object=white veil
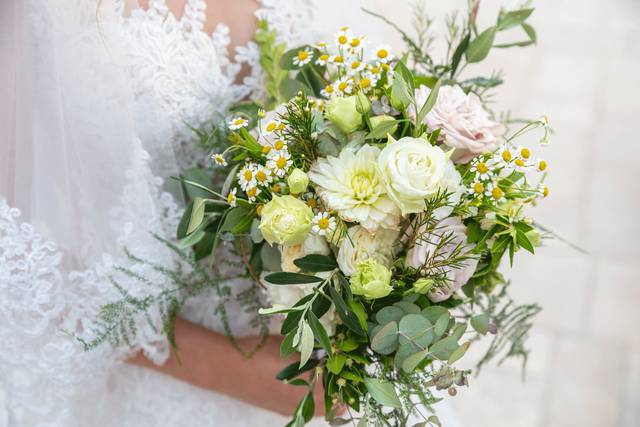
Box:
[0,0,182,425]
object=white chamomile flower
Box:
[321,83,336,98]
[346,59,366,75]
[270,139,288,154]
[226,188,237,207]
[368,63,383,76]
[316,53,330,66]
[497,145,514,164]
[516,146,532,161]
[238,164,257,190]
[335,28,354,47]
[293,48,313,67]
[303,192,320,211]
[512,157,533,172]
[468,180,486,197]
[359,72,378,92]
[536,158,548,172]
[263,119,282,134]
[335,76,354,96]
[470,159,494,180]
[245,185,262,202]
[267,152,292,177]
[484,182,506,204]
[254,165,274,187]
[330,54,345,65]
[312,212,337,236]
[348,35,365,49]
[211,153,227,166]
[228,116,249,130]
[372,45,393,63]
[315,40,328,49]
[257,109,266,118]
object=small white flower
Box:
[312,212,337,236]
[228,116,249,130]
[293,48,313,67]
[335,28,354,47]
[372,45,393,63]
[484,181,506,204]
[315,53,331,66]
[262,119,282,135]
[346,59,366,75]
[238,164,257,190]
[470,159,495,181]
[334,76,354,96]
[266,151,292,177]
[468,180,486,197]
[254,165,274,187]
[536,158,548,172]
[211,153,227,166]
[321,83,336,98]
[359,72,378,92]
[329,54,345,66]
[226,188,237,207]
[245,185,262,202]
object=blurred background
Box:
[349,0,640,426]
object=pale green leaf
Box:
[364,378,402,408]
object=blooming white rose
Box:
[377,137,462,216]
[411,85,505,164]
[309,144,400,232]
[337,226,399,276]
[405,216,479,302]
[280,234,331,273]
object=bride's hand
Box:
[129,317,337,417]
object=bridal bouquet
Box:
[179,5,548,426]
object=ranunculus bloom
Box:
[309,144,400,232]
[337,226,399,276]
[259,195,313,246]
[349,258,393,299]
[377,137,462,216]
[411,85,506,164]
[405,216,478,302]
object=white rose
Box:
[280,234,331,273]
[411,85,505,164]
[405,216,478,302]
[337,226,399,276]
[377,137,462,216]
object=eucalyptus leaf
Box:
[398,314,434,349]
[376,306,405,325]
[448,341,470,364]
[371,321,399,355]
[470,314,490,335]
[364,378,402,409]
[430,336,459,360]
[402,348,430,373]
[466,26,497,63]
[421,306,449,324]
[260,243,282,272]
[434,312,451,339]
[394,301,421,315]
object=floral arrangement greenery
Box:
[83,2,551,426]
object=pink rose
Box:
[405,216,478,302]
[411,85,505,164]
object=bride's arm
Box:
[130,317,325,416]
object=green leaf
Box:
[187,197,206,235]
[177,200,194,239]
[450,33,470,77]
[220,206,254,234]
[327,283,366,336]
[430,336,459,360]
[466,26,497,63]
[421,306,449,325]
[348,299,368,331]
[448,341,470,364]
[365,118,402,140]
[307,311,332,354]
[497,8,534,31]
[416,79,442,125]
[264,272,324,285]
[394,301,421,315]
[176,227,206,249]
[376,306,405,325]
[293,254,338,272]
[300,391,315,422]
[471,314,490,335]
[281,310,304,335]
[280,78,313,99]
[402,349,429,373]
[280,45,313,70]
[280,330,297,358]
[326,353,347,375]
[364,378,402,408]
[451,323,467,341]
[394,60,415,92]
[183,168,213,200]
[276,358,319,381]
[516,229,535,254]
[298,322,315,367]
[398,314,434,349]
[371,321,399,355]
[434,313,450,339]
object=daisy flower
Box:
[312,212,337,236]
[349,35,365,49]
[226,188,237,207]
[346,59,366,75]
[485,182,506,204]
[330,55,345,65]
[516,146,532,161]
[315,40,328,49]
[263,119,282,134]
[372,45,393,63]
[321,83,336,98]
[536,158,548,172]
[335,76,354,96]
[267,151,292,177]
[228,116,249,130]
[316,53,330,66]
[210,153,227,166]
[238,164,257,190]
[254,165,274,186]
[470,159,494,180]
[468,180,485,197]
[293,48,313,67]
[245,186,262,203]
[335,28,354,47]
[359,72,378,92]
[497,145,514,164]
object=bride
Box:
[0,1,460,426]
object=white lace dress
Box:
[0,0,324,426]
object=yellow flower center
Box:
[338,35,348,45]
[476,162,489,174]
[325,84,334,93]
[377,49,389,59]
[256,204,263,216]
[473,182,484,194]
[233,118,245,126]
[297,50,309,61]
[262,145,271,155]
[317,217,330,229]
[351,171,377,201]
[243,170,253,181]
[246,187,257,197]
[351,61,361,70]
[371,66,380,74]
[227,192,235,204]
[306,198,317,208]
[360,78,371,88]
[277,123,286,131]
[521,148,531,159]
[319,54,329,62]
[256,170,268,182]
[538,160,547,171]
[502,150,512,162]
[515,159,525,167]
[491,187,504,200]
[333,55,344,63]
[258,109,266,118]
[338,81,349,91]
[276,157,287,169]
[350,38,361,47]
[274,140,285,150]
[266,122,277,132]
[543,186,549,197]
[381,63,390,71]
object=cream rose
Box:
[280,234,331,273]
[406,216,479,302]
[337,226,399,276]
[377,137,462,216]
[259,195,313,246]
[412,85,505,164]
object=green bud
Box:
[287,168,309,194]
[369,115,398,135]
[389,74,412,110]
[325,95,364,134]
[413,278,435,294]
[355,90,372,114]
